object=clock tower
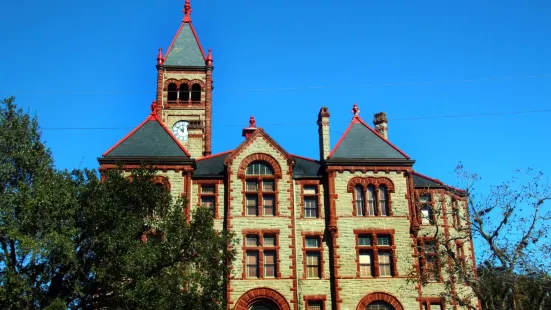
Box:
[155,0,213,158]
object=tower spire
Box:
[183,0,192,22]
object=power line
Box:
[4,74,551,95]
[40,108,551,131]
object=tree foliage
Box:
[413,163,551,310]
[0,97,235,309]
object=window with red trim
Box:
[420,299,445,310]
[418,238,440,281]
[244,233,278,278]
[451,199,461,228]
[356,232,396,277]
[306,301,323,310]
[419,194,435,225]
[354,184,390,217]
[456,242,466,270]
[304,236,323,278]
[200,184,216,217]
[303,185,319,218]
[245,161,276,216]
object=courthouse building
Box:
[98,1,479,309]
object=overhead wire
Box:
[40,109,551,131]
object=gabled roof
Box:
[291,154,322,179]
[102,107,191,159]
[194,151,232,178]
[163,2,206,67]
[413,172,468,196]
[412,172,446,189]
[328,116,410,160]
[223,128,293,165]
[193,151,321,179]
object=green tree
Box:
[0,97,235,309]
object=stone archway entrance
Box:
[234,288,291,310]
[249,300,279,310]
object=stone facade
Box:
[98,2,480,310]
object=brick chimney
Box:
[373,112,388,139]
[317,107,330,160]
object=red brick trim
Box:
[418,297,446,310]
[183,170,191,223]
[327,166,412,173]
[347,177,395,193]
[223,128,294,167]
[300,232,325,279]
[237,153,283,178]
[163,78,205,90]
[234,287,291,310]
[356,292,404,310]
[99,164,193,174]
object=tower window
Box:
[167,83,178,101]
[191,84,201,101]
[179,84,190,102]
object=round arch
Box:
[237,153,283,179]
[356,292,404,310]
[234,288,291,310]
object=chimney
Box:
[373,112,388,139]
[317,107,331,160]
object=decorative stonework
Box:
[237,153,282,179]
[234,287,291,310]
[346,176,395,193]
[356,292,404,310]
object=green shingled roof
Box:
[193,153,321,179]
[164,23,205,67]
[104,119,189,158]
[329,119,409,160]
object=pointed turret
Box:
[163,0,207,67]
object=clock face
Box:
[172,121,189,142]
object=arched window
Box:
[249,301,278,310]
[367,185,376,216]
[366,301,394,310]
[191,84,201,101]
[245,161,275,216]
[167,83,178,101]
[179,84,190,102]
[355,185,365,216]
[379,185,388,216]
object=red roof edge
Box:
[102,109,191,158]
[196,150,233,161]
[412,171,444,185]
[356,117,411,159]
[327,119,357,159]
[164,20,206,62]
[290,153,320,163]
[413,171,467,194]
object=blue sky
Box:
[1,0,550,192]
